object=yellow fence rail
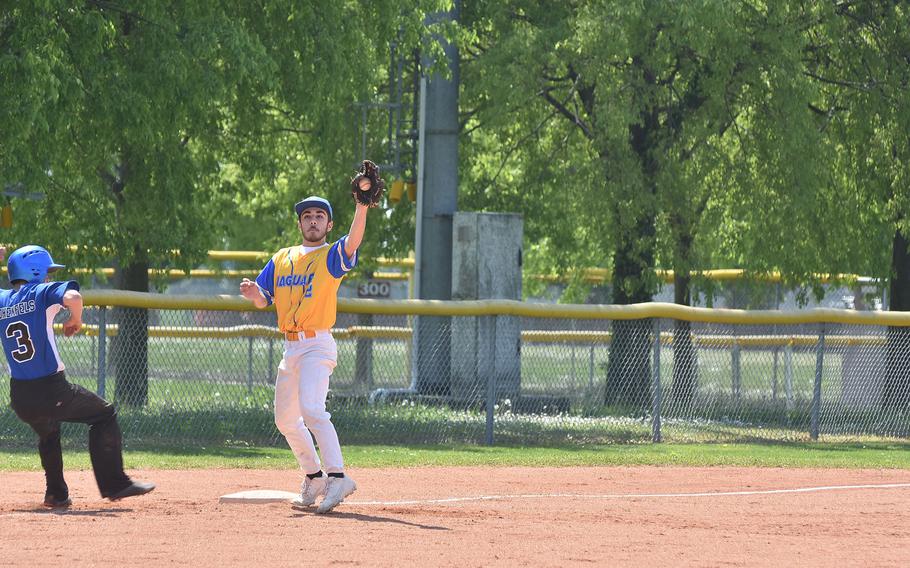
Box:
[81,290,910,326]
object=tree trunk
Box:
[884,226,910,410]
[670,271,698,405]
[112,252,150,407]
[605,215,655,409]
[605,106,659,410]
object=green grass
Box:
[0,441,908,471]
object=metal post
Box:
[90,333,96,378]
[247,336,254,393]
[412,75,427,312]
[652,319,662,443]
[355,313,375,393]
[413,5,459,395]
[485,316,496,446]
[571,319,577,387]
[784,344,794,410]
[810,324,825,441]
[732,340,741,398]
[771,347,779,400]
[588,345,595,391]
[97,306,107,397]
[771,316,780,399]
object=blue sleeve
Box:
[42,281,79,307]
[327,236,358,279]
[255,259,276,306]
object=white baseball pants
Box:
[273,332,345,474]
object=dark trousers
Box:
[10,372,132,499]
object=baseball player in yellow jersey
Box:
[239,178,373,513]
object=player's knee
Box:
[88,403,117,427]
[274,414,299,433]
[300,403,330,425]
[37,424,61,443]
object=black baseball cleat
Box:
[43,494,72,508]
[108,481,156,501]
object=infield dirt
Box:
[1,466,908,567]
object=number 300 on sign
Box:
[357,281,391,298]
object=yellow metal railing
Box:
[80,290,910,326]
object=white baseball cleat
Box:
[316,475,357,514]
[292,475,327,508]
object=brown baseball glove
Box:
[351,160,385,207]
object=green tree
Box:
[458,1,824,408]
[0,0,441,405]
[801,2,910,409]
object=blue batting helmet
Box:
[7,245,65,284]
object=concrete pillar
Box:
[413,4,459,395]
[450,212,523,403]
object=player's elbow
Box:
[63,289,83,306]
[343,238,361,259]
[63,289,82,301]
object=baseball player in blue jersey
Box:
[240,164,383,513]
[1,245,154,508]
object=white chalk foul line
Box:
[347,482,910,506]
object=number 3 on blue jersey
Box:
[5,321,36,363]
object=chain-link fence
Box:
[2,294,909,449]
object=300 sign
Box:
[357,280,391,298]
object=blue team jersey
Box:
[0,281,79,380]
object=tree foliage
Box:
[0,0,445,405]
[458,1,830,406]
[0,0,442,274]
[802,1,910,409]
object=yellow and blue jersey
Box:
[255,236,358,331]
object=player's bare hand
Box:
[240,278,260,300]
[63,318,82,337]
[240,278,269,308]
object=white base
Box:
[219,490,298,504]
